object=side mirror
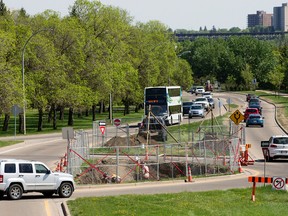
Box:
[46,170,51,174]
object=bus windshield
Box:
[145,105,168,116]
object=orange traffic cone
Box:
[238,160,243,173]
[63,154,68,167]
[187,166,193,182]
[56,162,60,172]
[59,158,63,172]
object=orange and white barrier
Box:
[238,160,243,173]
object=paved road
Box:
[0,91,287,216]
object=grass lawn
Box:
[67,185,288,216]
[0,140,22,147]
[0,108,144,137]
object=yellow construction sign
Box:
[230,109,244,125]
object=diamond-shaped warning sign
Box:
[229,109,244,125]
[99,126,106,135]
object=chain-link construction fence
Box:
[66,118,245,185]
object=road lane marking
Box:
[45,200,52,216]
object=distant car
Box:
[195,86,205,95]
[194,97,210,111]
[249,98,260,104]
[246,114,264,127]
[244,107,259,122]
[182,102,194,115]
[246,94,256,102]
[248,102,262,115]
[261,135,288,161]
[207,98,215,109]
[188,86,197,94]
[202,92,212,99]
[188,104,205,118]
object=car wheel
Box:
[261,124,263,127]
[267,151,273,162]
[246,124,249,127]
[8,184,23,200]
[0,191,4,200]
[42,192,54,198]
[189,115,192,119]
[58,182,73,198]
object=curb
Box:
[61,202,71,216]
[258,96,288,135]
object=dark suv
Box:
[139,117,168,141]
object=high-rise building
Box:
[273,3,288,31]
[247,11,272,28]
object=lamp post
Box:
[22,28,52,134]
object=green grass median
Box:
[68,185,287,216]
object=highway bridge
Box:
[175,31,288,41]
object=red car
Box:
[244,108,259,122]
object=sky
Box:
[4,0,287,30]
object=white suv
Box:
[193,97,210,111]
[195,86,205,95]
[261,135,288,161]
[0,159,75,200]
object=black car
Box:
[182,102,194,115]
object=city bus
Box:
[144,86,183,125]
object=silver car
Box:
[188,104,205,118]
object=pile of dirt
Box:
[105,134,159,147]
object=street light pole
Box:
[22,28,52,134]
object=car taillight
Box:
[270,144,277,148]
[0,175,3,183]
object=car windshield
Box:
[183,102,193,106]
[249,103,260,106]
[249,115,260,119]
[191,105,202,110]
[246,109,257,113]
[250,98,259,101]
[195,98,206,102]
[273,137,288,144]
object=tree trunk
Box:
[124,101,130,115]
[85,109,89,117]
[37,107,43,132]
[59,106,64,120]
[18,113,23,134]
[99,101,103,114]
[2,113,10,131]
[68,107,74,126]
[92,105,96,121]
[48,106,52,123]
[52,104,57,130]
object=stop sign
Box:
[113,118,121,127]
